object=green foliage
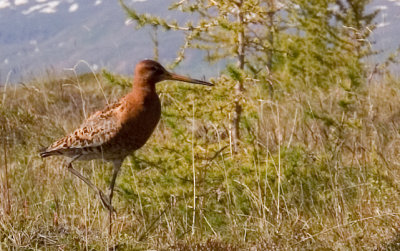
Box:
[226,64,243,82]
[102,69,131,89]
[271,0,377,90]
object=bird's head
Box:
[134,60,213,87]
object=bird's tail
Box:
[38,147,56,158]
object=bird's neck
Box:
[132,77,157,94]
[124,79,158,106]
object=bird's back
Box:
[40,90,161,162]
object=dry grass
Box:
[1,71,400,250]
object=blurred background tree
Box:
[120,0,377,150]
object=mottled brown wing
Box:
[41,102,123,156]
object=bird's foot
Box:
[99,190,115,213]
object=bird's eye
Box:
[151,66,162,74]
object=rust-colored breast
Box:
[107,90,161,153]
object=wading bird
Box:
[40,59,213,229]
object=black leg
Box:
[109,160,123,203]
[108,159,122,236]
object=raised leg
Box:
[66,156,114,212]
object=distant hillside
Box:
[0,0,399,84]
[0,0,219,83]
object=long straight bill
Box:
[168,73,213,86]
